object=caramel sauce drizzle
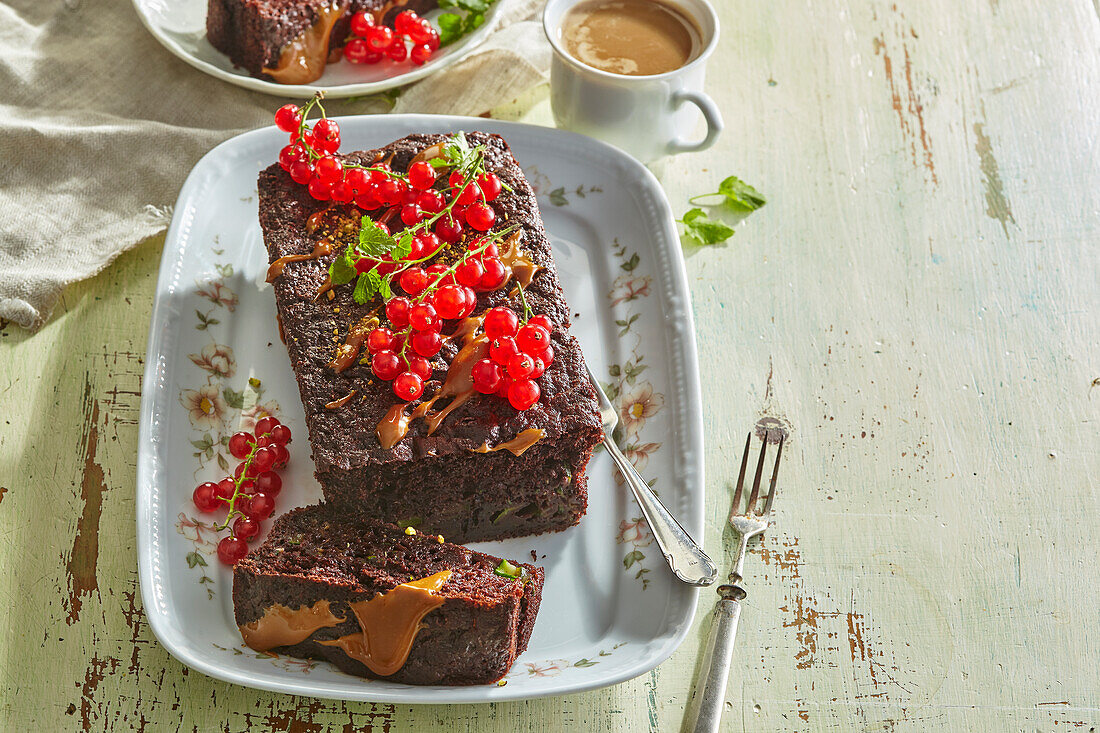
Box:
[499,231,540,288]
[325,390,358,409]
[328,316,379,373]
[409,141,445,166]
[376,316,486,449]
[472,428,546,456]
[239,600,346,652]
[267,239,333,282]
[262,4,345,85]
[318,570,451,677]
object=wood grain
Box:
[1,0,1098,729]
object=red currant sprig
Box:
[472,307,555,410]
[343,10,441,68]
[190,415,293,566]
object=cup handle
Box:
[667,90,724,154]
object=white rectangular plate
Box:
[137,115,704,703]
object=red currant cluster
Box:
[343,10,440,67]
[365,234,511,402]
[191,416,292,565]
[471,308,555,410]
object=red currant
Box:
[477,172,502,201]
[429,285,463,320]
[217,536,249,565]
[274,104,301,133]
[457,182,482,206]
[459,286,478,317]
[410,43,432,65]
[400,268,429,295]
[372,350,402,380]
[536,345,554,365]
[350,10,375,36]
[409,18,432,44]
[251,446,276,473]
[193,482,220,512]
[417,189,445,213]
[366,25,394,50]
[270,424,292,445]
[237,479,256,496]
[408,161,436,190]
[314,155,342,183]
[528,356,547,379]
[271,444,290,469]
[496,374,514,399]
[233,516,260,541]
[393,371,424,401]
[528,314,554,332]
[344,36,372,63]
[255,416,280,437]
[466,201,495,231]
[370,163,392,182]
[255,471,282,497]
[408,355,433,380]
[471,359,503,394]
[214,478,236,503]
[447,170,466,189]
[386,38,408,62]
[308,176,332,201]
[410,330,442,357]
[455,259,485,287]
[313,119,340,153]
[490,336,521,365]
[278,144,302,171]
[507,353,536,380]
[386,297,412,328]
[330,180,354,203]
[246,492,276,520]
[401,203,423,226]
[416,231,442,258]
[517,323,551,354]
[345,167,369,193]
[484,307,519,339]
[367,327,394,353]
[377,178,403,206]
[356,188,382,211]
[395,10,419,35]
[425,28,441,51]
[479,258,508,290]
[289,160,314,184]
[509,379,541,410]
[409,302,439,331]
[228,431,255,459]
[435,215,462,243]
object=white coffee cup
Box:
[542,0,723,163]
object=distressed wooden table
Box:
[2,0,1098,730]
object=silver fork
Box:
[689,432,784,733]
[587,365,718,586]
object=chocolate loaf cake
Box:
[233,505,543,685]
[258,132,604,543]
[207,0,436,82]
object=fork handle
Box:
[690,596,743,733]
[601,435,718,586]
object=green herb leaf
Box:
[329,247,357,286]
[679,208,735,247]
[358,216,399,259]
[352,269,383,305]
[717,176,766,210]
[494,559,523,579]
[437,12,465,46]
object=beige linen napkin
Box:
[0,0,549,331]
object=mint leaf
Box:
[393,230,414,261]
[679,208,735,246]
[358,216,398,259]
[352,270,382,304]
[438,13,464,45]
[328,246,357,286]
[717,176,766,210]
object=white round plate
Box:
[131,0,504,98]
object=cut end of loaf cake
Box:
[233,505,543,685]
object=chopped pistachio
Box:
[494,559,522,579]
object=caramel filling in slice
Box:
[262,3,345,85]
[239,599,346,652]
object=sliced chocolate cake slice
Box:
[207,0,437,83]
[233,505,543,685]
[258,131,604,543]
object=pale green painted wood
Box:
[1,0,1099,730]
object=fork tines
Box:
[731,432,784,518]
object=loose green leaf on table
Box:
[678,208,736,247]
[689,175,767,211]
